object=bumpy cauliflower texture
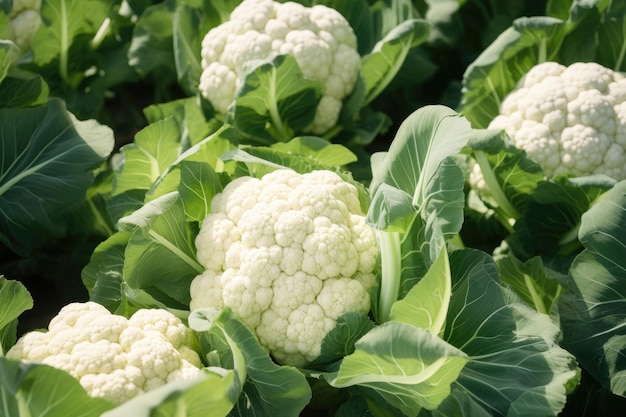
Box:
[488,61,626,180]
[199,0,361,134]
[7,302,203,404]
[190,169,377,367]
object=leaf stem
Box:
[16,391,32,417]
[147,229,204,274]
[59,0,69,85]
[474,150,520,224]
[364,30,414,107]
[267,67,291,142]
[486,73,502,111]
[538,37,547,64]
[376,229,402,323]
[91,17,111,50]
[220,324,247,383]
[558,222,580,248]
[523,273,547,315]
[87,197,115,236]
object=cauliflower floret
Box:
[485,61,626,180]
[190,169,377,367]
[198,0,360,135]
[6,302,202,405]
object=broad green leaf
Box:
[190,308,312,417]
[0,98,114,255]
[596,1,626,71]
[0,71,48,108]
[418,157,466,248]
[81,231,131,311]
[334,395,375,417]
[143,97,189,124]
[179,161,223,222]
[119,192,203,307]
[560,180,626,396]
[199,0,239,28]
[172,3,206,94]
[361,18,430,106]
[101,370,238,417]
[368,105,471,212]
[308,312,376,371]
[31,0,108,87]
[436,249,579,417]
[460,16,566,128]
[331,322,468,414]
[469,128,543,223]
[0,276,33,355]
[366,106,470,323]
[271,136,358,167]
[365,183,414,232]
[222,147,326,178]
[0,49,9,81]
[144,124,235,209]
[495,255,563,316]
[148,97,222,147]
[112,116,183,196]
[0,357,115,417]
[429,389,493,417]
[105,189,146,225]
[507,174,615,260]
[230,54,323,143]
[390,246,450,336]
[374,159,466,310]
[128,0,176,75]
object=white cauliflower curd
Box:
[198,0,361,134]
[487,61,626,180]
[6,302,203,404]
[190,169,377,367]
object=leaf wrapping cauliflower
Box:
[6,302,203,404]
[190,169,377,367]
[488,61,626,180]
[3,0,41,55]
[199,0,361,135]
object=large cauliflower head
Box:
[190,169,377,367]
[199,0,361,135]
[7,302,203,404]
[488,61,626,180]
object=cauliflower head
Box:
[190,169,377,367]
[6,302,203,404]
[199,0,361,135]
[488,61,626,180]
[3,0,41,54]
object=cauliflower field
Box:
[2,0,626,416]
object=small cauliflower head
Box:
[190,169,377,367]
[199,0,361,135]
[3,0,42,54]
[488,61,626,180]
[6,302,203,405]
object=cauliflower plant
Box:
[487,61,626,180]
[190,169,377,367]
[199,0,361,135]
[6,302,203,405]
[3,0,41,55]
